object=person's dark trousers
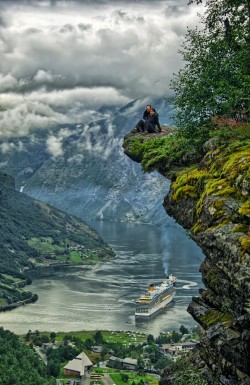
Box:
[136,119,145,132]
[145,121,155,133]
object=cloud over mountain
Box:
[0,0,204,138]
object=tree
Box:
[84,338,94,349]
[137,356,145,373]
[25,330,32,342]
[0,327,56,385]
[121,373,129,382]
[170,0,250,132]
[154,356,171,371]
[146,344,163,364]
[50,332,56,342]
[47,359,60,377]
[147,334,155,344]
[94,330,104,344]
[180,325,189,335]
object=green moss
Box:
[222,150,250,181]
[239,235,250,254]
[196,179,237,216]
[210,141,250,180]
[214,186,237,197]
[173,168,208,188]
[191,219,205,234]
[239,200,250,216]
[206,269,219,286]
[173,185,197,200]
[213,199,225,210]
[195,144,248,214]
[171,168,209,202]
[206,179,236,197]
[200,309,233,328]
[212,209,226,218]
[233,224,248,233]
[203,220,231,234]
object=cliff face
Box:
[123,129,250,385]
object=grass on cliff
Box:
[141,134,199,172]
[125,124,250,175]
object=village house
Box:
[107,356,138,371]
[42,342,56,350]
[122,357,138,371]
[107,356,123,369]
[160,341,198,360]
[63,351,93,378]
[91,345,103,353]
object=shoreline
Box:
[0,261,102,314]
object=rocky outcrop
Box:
[123,129,250,385]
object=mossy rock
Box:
[200,309,234,328]
[238,200,250,217]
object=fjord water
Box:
[0,220,204,336]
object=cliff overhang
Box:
[123,127,250,385]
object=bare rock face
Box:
[123,130,250,385]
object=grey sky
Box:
[0,0,204,137]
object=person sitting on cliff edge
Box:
[134,104,151,132]
[144,108,162,134]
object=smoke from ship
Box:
[163,258,169,276]
[160,227,172,276]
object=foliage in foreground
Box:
[0,327,55,385]
[161,356,208,385]
[170,0,250,131]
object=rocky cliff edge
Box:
[123,126,250,385]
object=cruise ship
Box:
[135,274,176,318]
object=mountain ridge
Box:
[0,171,115,310]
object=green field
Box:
[52,330,146,345]
[93,368,158,385]
[70,251,82,263]
[28,237,65,254]
[110,372,158,385]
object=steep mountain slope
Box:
[0,99,173,225]
[0,172,114,310]
[123,126,250,385]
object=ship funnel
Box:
[149,284,154,292]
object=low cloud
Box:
[46,135,64,157]
[0,73,18,91]
[0,99,68,138]
[0,0,204,139]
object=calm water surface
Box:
[0,221,204,336]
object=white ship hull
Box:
[135,291,175,318]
